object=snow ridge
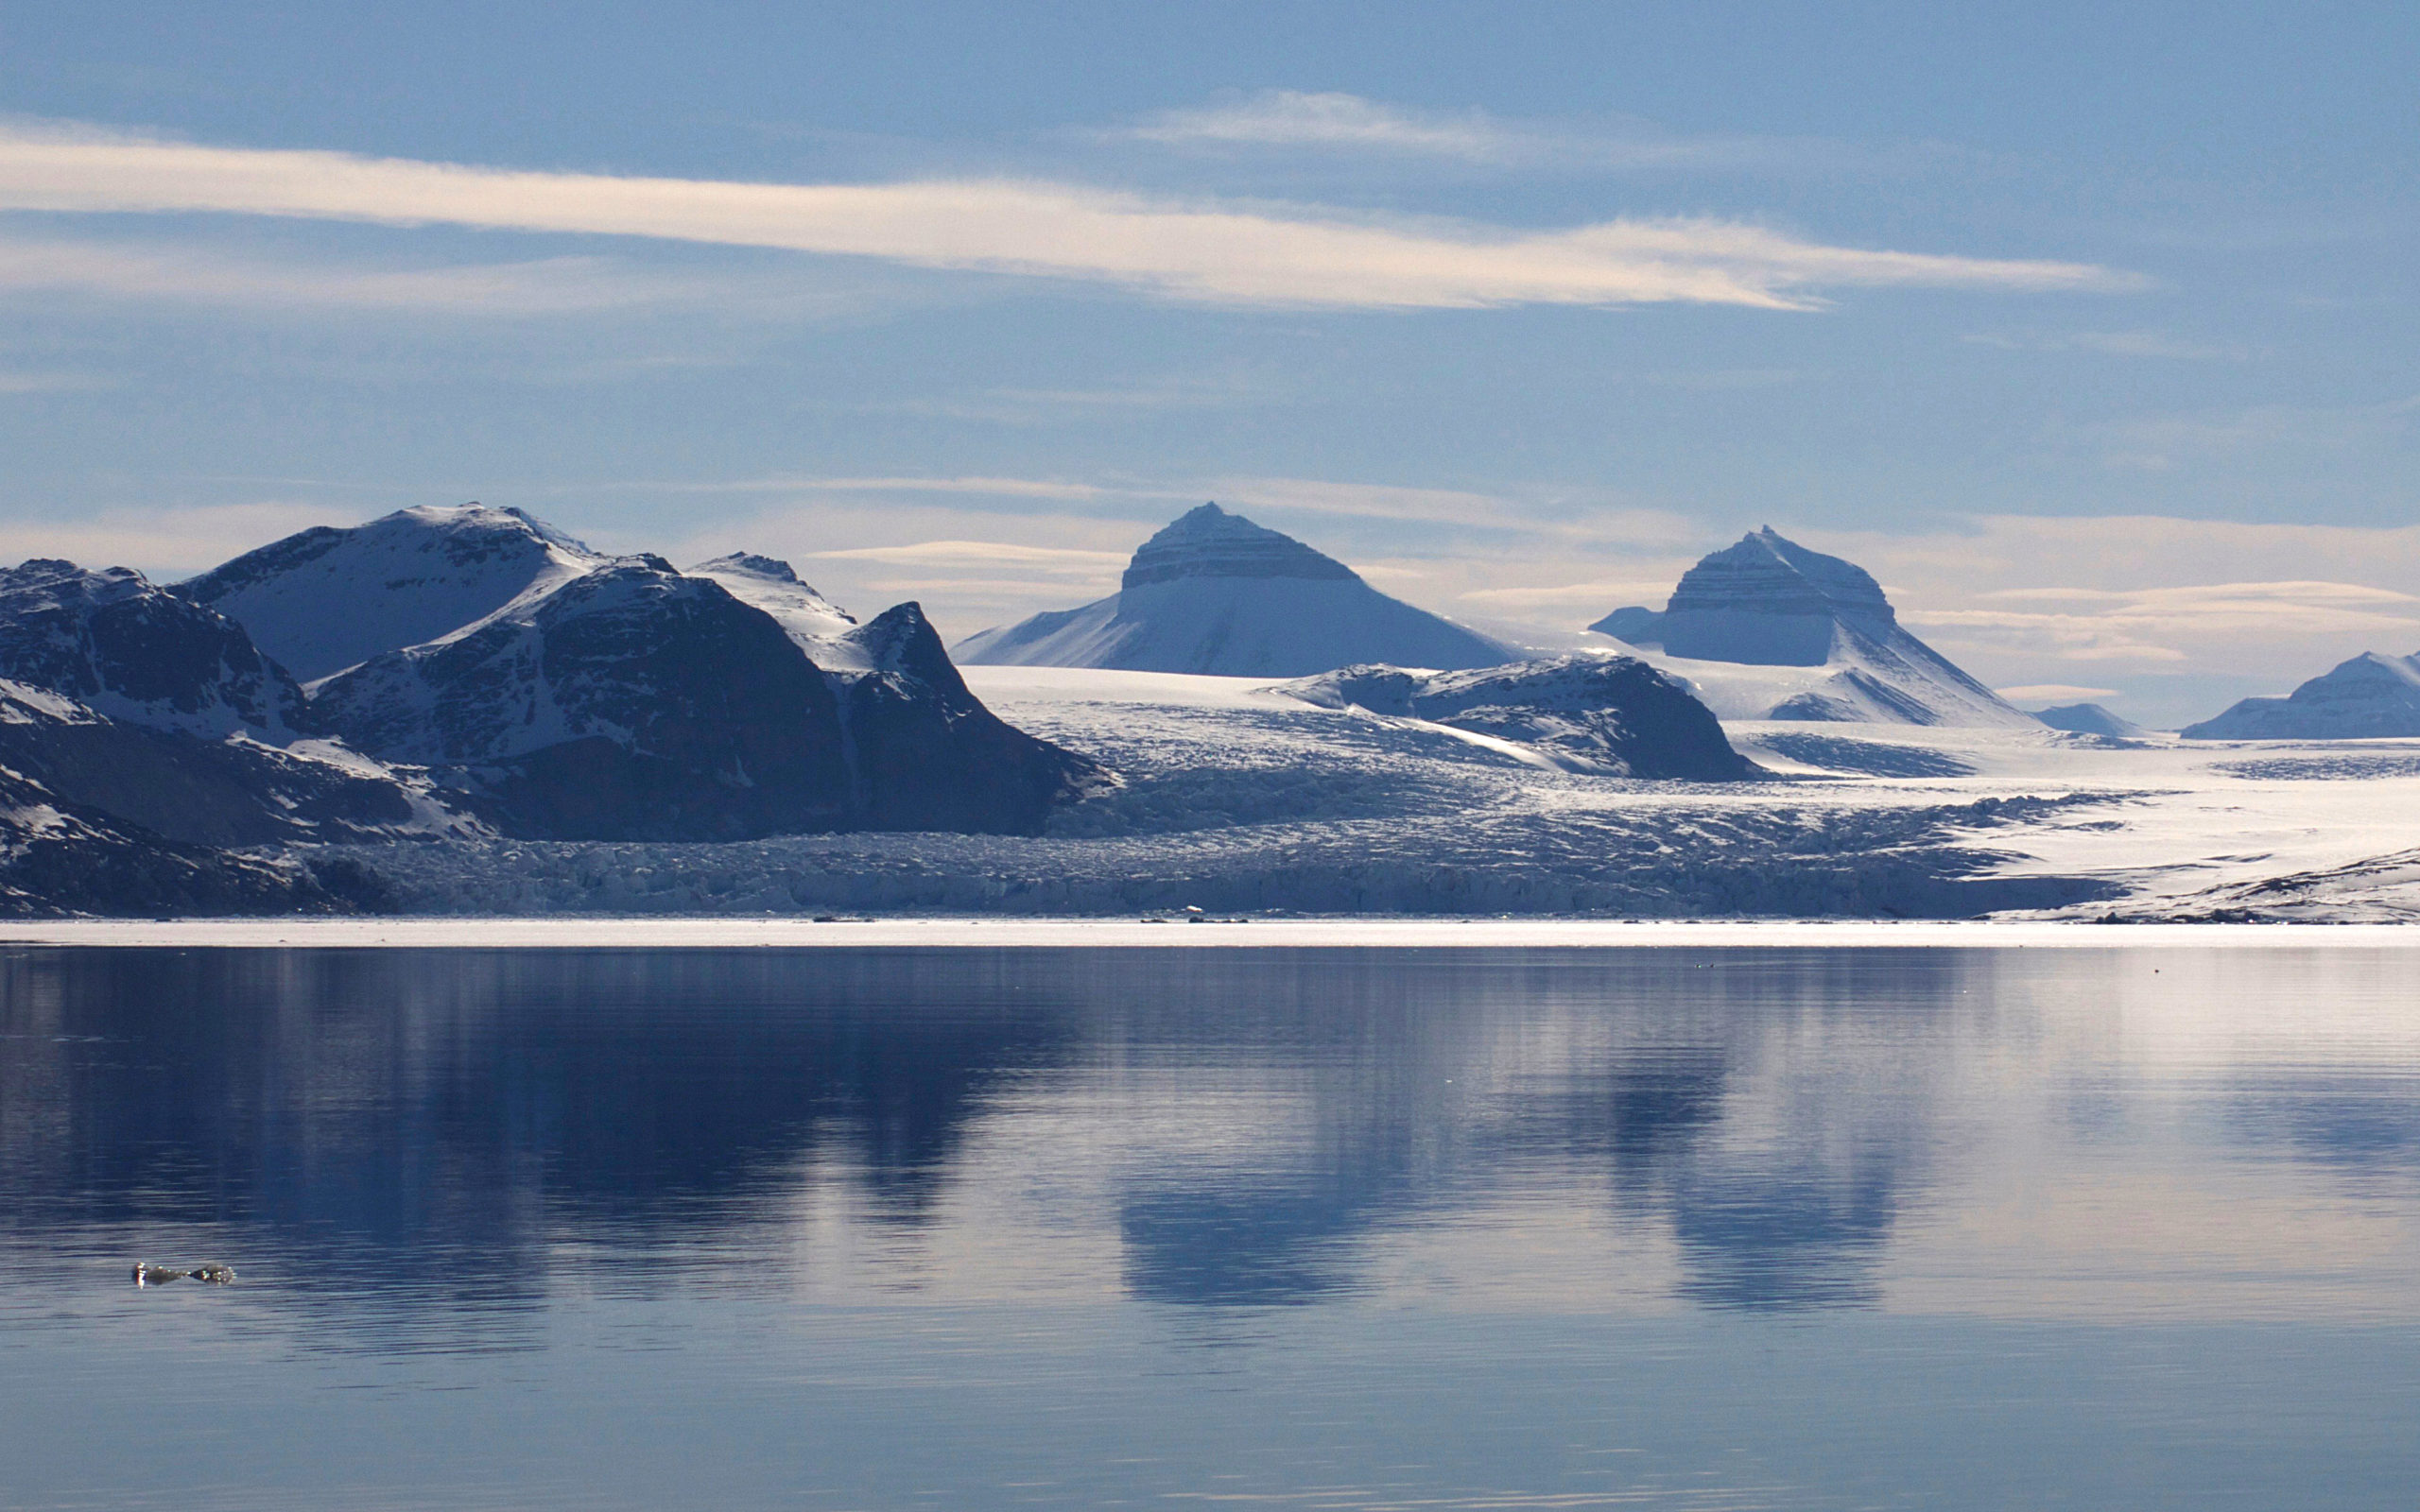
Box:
[180,503,606,681]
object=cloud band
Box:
[0,123,2130,312]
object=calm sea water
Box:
[2,944,2416,1510]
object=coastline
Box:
[2,915,2414,950]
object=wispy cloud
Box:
[0,120,2131,312]
[1125,91,1821,175]
[0,233,876,317]
[1965,329,2248,361]
[2092,394,2420,471]
[0,366,109,393]
[864,373,1270,425]
[808,540,1127,574]
[0,500,359,578]
[1995,683,2121,703]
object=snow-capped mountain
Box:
[311,557,856,840]
[2182,651,2420,739]
[179,503,604,680]
[957,504,1514,677]
[311,554,1093,839]
[0,558,312,739]
[1590,528,2037,728]
[2031,703,2147,737]
[0,568,465,917]
[1283,655,1759,780]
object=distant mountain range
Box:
[958,503,1514,676]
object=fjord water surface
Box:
[2,944,2415,1509]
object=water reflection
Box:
[2,944,2417,1343]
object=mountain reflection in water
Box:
[2,945,2416,1342]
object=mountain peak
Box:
[692,552,803,586]
[1669,528,1895,627]
[1120,503,1359,591]
[179,503,606,681]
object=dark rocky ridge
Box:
[311,558,1094,840]
[1285,655,1760,781]
[0,559,310,738]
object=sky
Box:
[0,1,2412,726]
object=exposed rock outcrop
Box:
[1283,654,1760,780]
[0,558,310,738]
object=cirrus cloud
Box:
[0,120,2132,313]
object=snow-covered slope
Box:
[0,558,308,739]
[2182,651,2420,739]
[179,503,605,680]
[686,552,870,672]
[1591,528,2037,729]
[958,503,1514,677]
[2031,703,2146,737]
[1282,655,1758,780]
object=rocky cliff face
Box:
[178,503,604,680]
[1589,528,2034,729]
[958,503,1513,676]
[0,558,310,738]
[1284,655,1759,780]
[310,555,1096,839]
[312,558,857,841]
[836,602,1105,831]
[2183,651,2420,739]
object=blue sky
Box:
[0,2,2412,723]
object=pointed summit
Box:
[1120,503,1358,589]
[958,505,1511,677]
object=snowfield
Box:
[289,666,2420,923]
